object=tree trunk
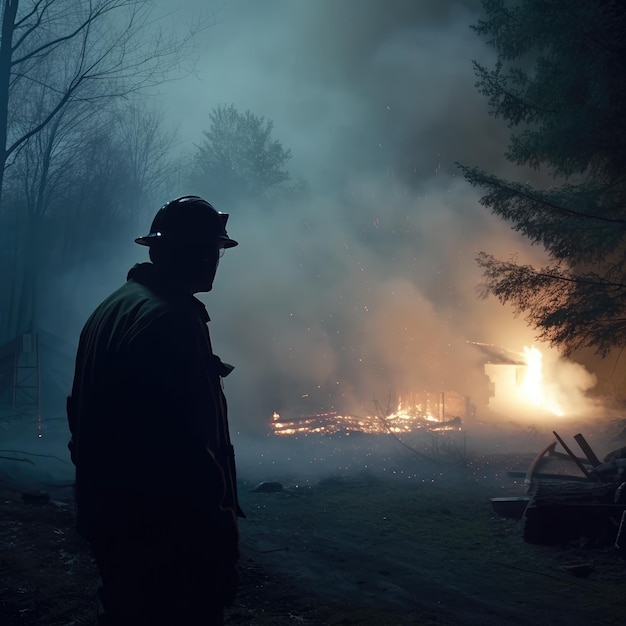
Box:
[0,0,18,208]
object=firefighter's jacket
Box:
[67,262,243,554]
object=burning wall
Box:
[483,345,600,421]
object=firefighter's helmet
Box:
[135,196,238,248]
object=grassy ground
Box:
[233,466,626,625]
[1,452,626,625]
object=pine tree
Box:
[459,0,626,355]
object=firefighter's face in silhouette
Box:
[150,240,225,294]
[185,242,225,294]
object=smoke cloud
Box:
[50,1,603,459]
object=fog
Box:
[2,0,610,487]
[152,0,595,427]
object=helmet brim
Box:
[135,233,239,248]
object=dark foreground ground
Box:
[1,431,626,625]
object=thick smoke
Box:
[33,1,605,482]
[166,0,596,431]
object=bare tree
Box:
[0,0,210,339]
[0,100,181,338]
[0,0,207,208]
[113,101,180,229]
[189,103,308,208]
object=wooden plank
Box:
[553,431,594,480]
[549,450,591,464]
[524,440,557,491]
[530,479,616,504]
[616,511,626,553]
[573,433,602,467]
[508,471,590,483]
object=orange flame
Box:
[270,399,462,437]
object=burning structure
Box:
[270,391,468,437]
[478,342,593,420]
[269,341,600,439]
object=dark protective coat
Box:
[67,263,242,556]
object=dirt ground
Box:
[232,456,626,625]
[1,427,626,625]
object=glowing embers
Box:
[270,401,463,437]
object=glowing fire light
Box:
[270,395,464,437]
[484,344,565,418]
[519,346,564,416]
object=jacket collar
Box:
[127,263,210,323]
